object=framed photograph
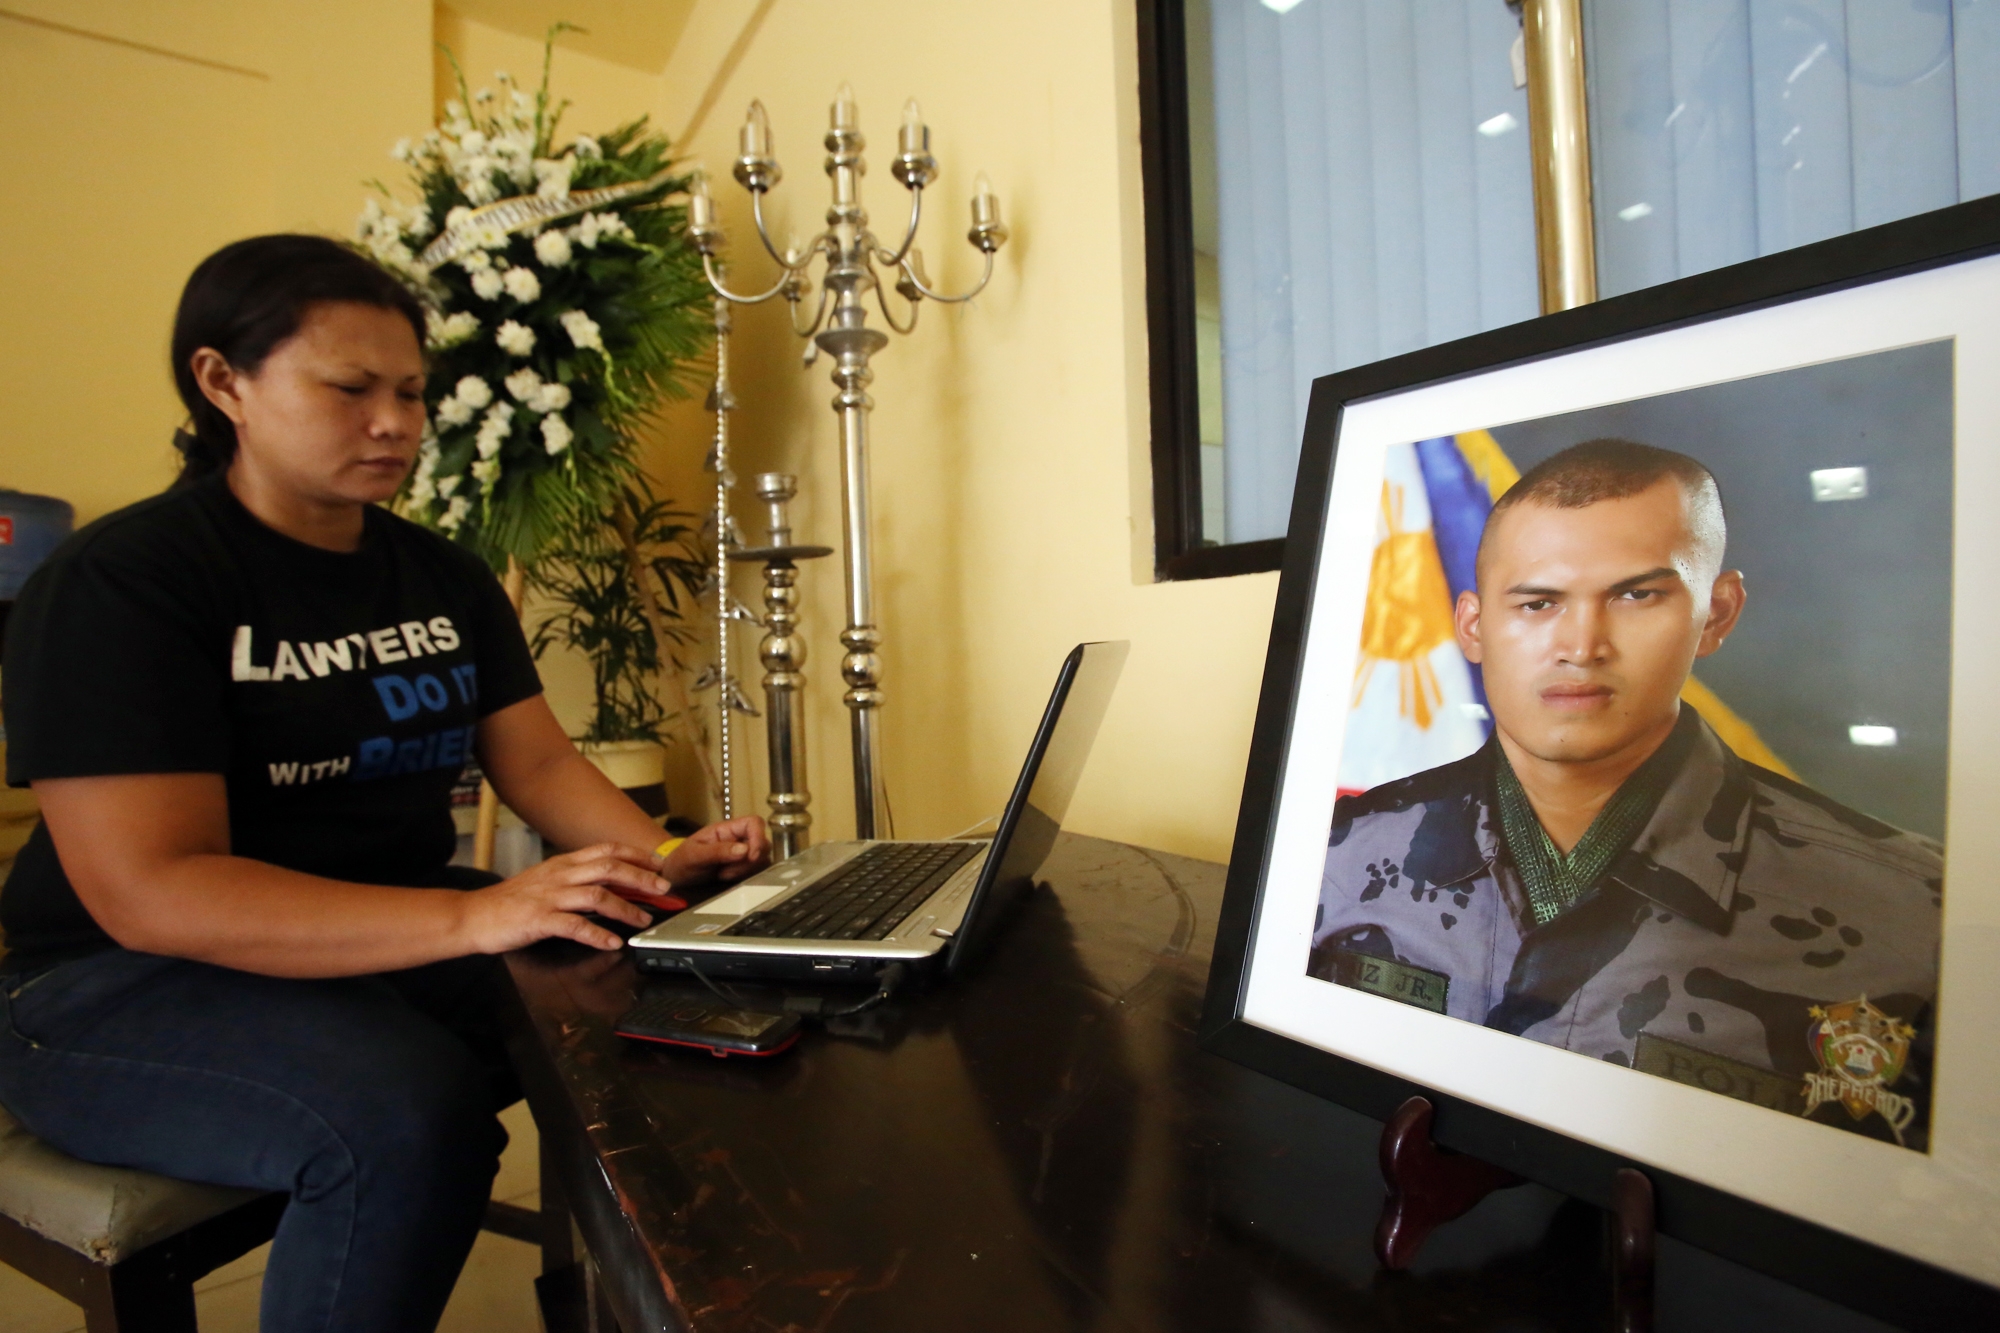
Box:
[1202,195,2000,1326]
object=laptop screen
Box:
[944,640,1129,974]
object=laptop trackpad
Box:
[691,881,793,916]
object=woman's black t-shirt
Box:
[0,473,543,969]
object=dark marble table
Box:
[501,834,1897,1333]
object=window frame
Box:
[1136,0,1286,582]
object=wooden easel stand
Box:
[1375,1095,1656,1332]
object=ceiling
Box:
[441,0,697,73]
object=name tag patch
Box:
[1333,948,1449,1014]
[1634,1032,1803,1114]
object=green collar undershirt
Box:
[1494,713,1697,927]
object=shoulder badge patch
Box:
[1804,996,1918,1144]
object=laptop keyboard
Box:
[723,842,982,941]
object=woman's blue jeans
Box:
[0,943,519,1333]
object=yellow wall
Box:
[0,1,431,525]
[656,0,1276,861]
[0,0,1277,865]
[433,6,666,140]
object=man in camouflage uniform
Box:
[1310,440,1942,1150]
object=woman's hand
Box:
[659,817,772,889]
[456,843,682,954]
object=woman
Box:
[0,234,767,1332]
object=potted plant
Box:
[528,479,709,813]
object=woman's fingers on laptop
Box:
[663,819,772,885]
[464,864,657,953]
[551,843,678,896]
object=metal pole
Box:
[1522,0,1597,313]
[821,324,888,837]
[818,104,893,839]
[734,472,830,861]
[761,554,811,858]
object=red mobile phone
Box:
[614,994,803,1057]
[607,885,687,911]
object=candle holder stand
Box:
[729,473,832,860]
[689,84,1008,839]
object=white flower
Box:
[445,205,474,231]
[453,375,493,409]
[463,170,499,206]
[504,367,543,403]
[352,199,422,269]
[440,494,471,532]
[437,473,464,498]
[459,250,492,273]
[474,401,515,455]
[502,266,541,303]
[471,457,501,487]
[405,441,439,506]
[541,413,574,456]
[533,157,574,199]
[495,320,536,356]
[391,137,414,162]
[471,268,505,301]
[425,310,479,351]
[435,396,474,428]
[573,135,601,160]
[533,229,573,268]
[498,133,537,187]
[559,309,603,353]
[460,130,488,154]
[571,211,633,250]
[533,381,572,413]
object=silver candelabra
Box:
[689,84,1008,839]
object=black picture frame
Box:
[1198,192,2000,1330]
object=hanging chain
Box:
[712,297,735,820]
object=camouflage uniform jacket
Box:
[1309,712,1943,1148]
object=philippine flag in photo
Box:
[1337,432,1513,795]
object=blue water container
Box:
[0,490,74,600]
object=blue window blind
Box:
[1587,0,2000,299]
[1205,0,1539,544]
[1196,1,1994,552]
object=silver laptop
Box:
[630,641,1128,985]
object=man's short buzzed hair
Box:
[1477,437,1727,577]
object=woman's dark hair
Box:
[170,234,427,484]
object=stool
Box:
[0,1101,541,1332]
